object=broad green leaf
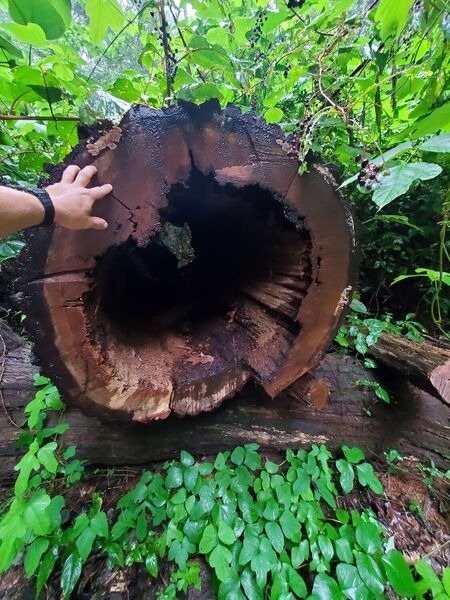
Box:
[311,573,344,600]
[374,0,414,43]
[37,442,58,474]
[442,567,450,595]
[184,465,199,491]
[1,22,47,46]
[318,534,334,562]
[145,554,158,577]
[206,27,229,46]
[355,552,385,596]
[342,446,365,464]
[381,550,416,597]
[356,464,383,494]
[199,523,217,554]
[336,460,354,493]
[90,511,108,537]
[291,540,309,568]
[0,33,23,57]
[36,546,58,593]
[166,466,183,489]
[231,446,245,465]
[264,107,284,123]
[180,450,195,466]
[373,214,421,230]
[287,564,307,598]
[0,239,25,262]
[23,491,51,535]
[241,567,262,600]
[239,530,259,565]
[373,162,442,209]
[8,0,71,39]
[76,526,96,561]
[24,537,49,577]
[265,521,285,553]
[415,559,443,596]
[420,133,450,153]
[350,299,368,314]
[336,563,370,600]
[335,538,353,563]
[61,553,82,599]
[355,522,381,554]
[85,0,125,44]
[218,520,236,545]
[280,511,301,542]
[400,103,450,139]
[209,544,232,583]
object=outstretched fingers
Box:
[74,165,98,187]
[90,183,113,200]
[61,164,81,183]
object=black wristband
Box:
[8,185,55,226]
[27,188,55,226]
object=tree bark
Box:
[13,100,358,422]
[366,332,450,407]
[1,320,448,478]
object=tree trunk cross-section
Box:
[15,100,358,422]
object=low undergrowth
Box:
[0,377,449,600]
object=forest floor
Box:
[0,457,448,600]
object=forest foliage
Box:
[0,0,449,332]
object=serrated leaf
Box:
[372,163,442,209]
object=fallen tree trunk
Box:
[365,332,450,407]
[1,320,449,478]
[14,100,358,422]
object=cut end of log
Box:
[15,100,357,421]
[286,373,330,411]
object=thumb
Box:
[88,217,108,230]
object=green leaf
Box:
[61,553,82,599]
[24,537,49,577]
[355,522,381,554]
[342,446,365,464]
[264,107,284,123]
[209,544,232,583]
[1,22,47,46]
[381,550,416,597]
[85,0,124,44]
[37,442,58,474]
[356,464,383,494]
[442,567,450,595]
[199,523,218,554]
[336,460,354,493]
[280,510,301,542]
[311,573,344,600]
[239,530,259,566]
[218,520,236,545]
[0,33,23,57]
[265,521,285,554]
[90,511,108,537]
[318,534,334,562]
[265,461,279,474]
[166,466,183,489]
[335,538,353,563]
[420,133,450,153]
[287,564,307,598]
[350,299,368,314]
[241,567,262,600]
[36,546,58,594]
[23,490,52,535]
[231,446,245,465]
[145,554,158,577]
[336,563,370,600]
[355,552,385,596]
[372,162,442,209]
[291,540,309,568]
[8,0,71,39]
[401,104,450,139]
[76,526,96,561]
[184,465,199,492]
[180,450,195,466]
[206,27,229,46]
[374,0,414,43]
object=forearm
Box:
[0,186,44,237]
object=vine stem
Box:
[159,0,172,101]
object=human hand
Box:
[46,164,112,230]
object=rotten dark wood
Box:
[366,332,450,407]
[1,320,448,478]
[285,373,330,410]
[14,100,358,422]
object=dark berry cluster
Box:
[249,11,268,47]
[287,0,306,8]
[355,155,382,189]
[156,24,177,84]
